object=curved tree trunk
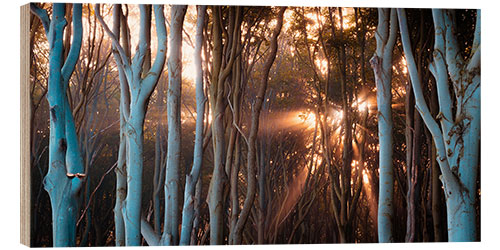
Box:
[95,4,167,245]
[232,7,286,245]
[179,5,206,246]
[398,8,480,242]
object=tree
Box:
[370,8,398,243]
[30,3,84,247]
[232,6,286,245]
[163,5,188,246]
[95,4,167,245]
[179,5,207,245]
[398,8,480,242]
[27,5,481,246]
[108,4,131,246]
[207,6,243,244]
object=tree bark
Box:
[179,6,206,245]
[370,8,398,243]
[398,8,480,242]
[163,5,187,246]
[31,3,84,246]
[96,4,167,245]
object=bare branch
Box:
[30,3,50,35]
[94,4,131,70]
[62,4,83,85]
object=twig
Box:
[76,161,118,227]
[226,81,249,146]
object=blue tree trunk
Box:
[31,3,84,247]
[123,107,146,246]
[96,4,167,246]
[370,8,398,243]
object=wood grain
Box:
[20,3,31,247]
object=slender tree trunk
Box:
[96,4,167,246]
[110,4,130,246]
[207,6,225,245]
[153,123,163,235]
[190,179,203,245]
[228,56,243,245]
[179,6,206,245]
[257,140,266,244]
[162,5,187,246]
[232,7,286,245]
[430,129,444,242]
[207,6,241,244]
[370,8,398,243]
[338,7,352,244]
[398,8,480,242]
[208,99,226,245]
[406,109,423,242]
[115,121,127,246]
[405,82,415,242]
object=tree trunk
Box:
[96,4,167,245]
[370,8,398,243]
[124,110,146,246]
[207,6,242,244]
[163,5,187,245]
[31,3,84,247]
[398,8,480,242]
[107,4,130,246]
[179,6,206,245]
[232,6,286,245]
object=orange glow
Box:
[362,168,369,184]
[314,58,328,75]
[352,98,369,112]
[334,8,355,30]
[296,111,317,129]
[310,153,322,173]
[305,12,326,33]
[401,56,408,75]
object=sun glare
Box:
[352,98,370,113]
[401,56,408,75]
[297,111,317,129]
[315,58,328,75]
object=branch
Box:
[94,4,131,70]
[141,216,160,246]
[398,8,458,190]
[384,8,398,55]
[140,4,169,101]
[61,4,83,85]
[76,161,117,227]
[217,6,243,89]
[430,9,453,136]
[470,10,481,59]
[467,44,480,72]
[111,4,131,119]
[131,5,151,86]
[466,10,481,72]
[30,3,50,35]
[443,10,465,85]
